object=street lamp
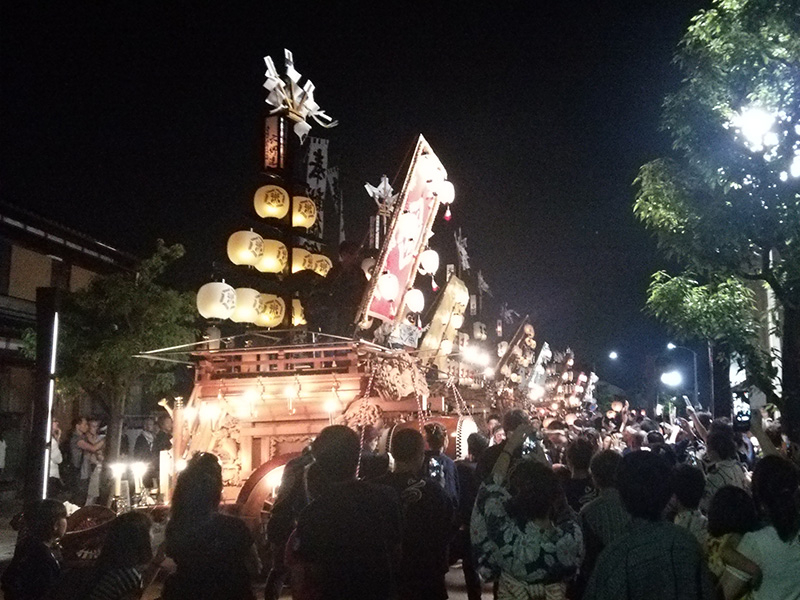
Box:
[667,343,699,408]
[660,370,683,388]
[608,351,619,360]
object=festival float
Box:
[136,50,600,537]
[124,51,476,537]
[49,51,601,571]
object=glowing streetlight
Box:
[731,106,777,151]
[666,343,698,407]
[660,370,683,388]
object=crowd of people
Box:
[2,400,799,600]
[45,413,173,506]
[260,405,800,600]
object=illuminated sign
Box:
[357,135,450,324]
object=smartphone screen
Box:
[427,456,443,484]
[733,396,751,432]
[521,435,536,457]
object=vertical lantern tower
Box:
[196,49,337,330]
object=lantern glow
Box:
[197,282,236,320]
[405,288,425,313]
[254,184,290,219]
[255,240,288,273]
[292,196,317,228]
[230,288,260,323]
[227,231,264,266]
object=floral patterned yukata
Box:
[471,482,584,599]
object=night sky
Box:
[1,1,710,391]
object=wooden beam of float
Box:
[356,135,449,325]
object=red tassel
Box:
[444,206,452,221]
[432,277,439,292]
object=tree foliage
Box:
[635,0,800,435]
[56,240,196,464]
[646,271,777,401]
[635,0,800,294]
[59,241,196,402]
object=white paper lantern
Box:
[227,231,264,266]
[397,211,420,241]
[255,239,288,273]
[254,184,290,219]
[291,248,315,273]
[419,249,439,276]
[436,180,455,205]
[361,257,376,280]
[230,288,260,323]
[292,196,317,228]
[473,321,487,341]
[292,299,307,326]
[197,282,236,320]
[451,313,464,330]
[440,339,453,355]
[497,341,509,357]
[405,288,425,313]
[255,294,285,328]
[312,254,333,277]
[377,272,400,302]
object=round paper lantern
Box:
[436,180,455,205]
[524,323,535,337]
[405,288,425,313]
[440,339,453,355]
[397,211,420,241]
[292,299,307,327]
[291,248,315,273]
[497,341,509,357]
[255,239,288,273]
[451,313,464,330]
[419,249,439,275]
[230,288,260,323]
[377,272,400,302]
[312,254,333,277]
[611,400,624,412]
[361,257,376,280]
[292,196,317,228]
[254,184,290,219]
[227,231,264,266]
[197,282,236,319]
[255,294,285,328]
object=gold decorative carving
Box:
[268,435,313,462]
[367,351,429,401]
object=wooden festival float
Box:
[143,49,484,538]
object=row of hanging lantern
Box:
[196,281,306,328]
